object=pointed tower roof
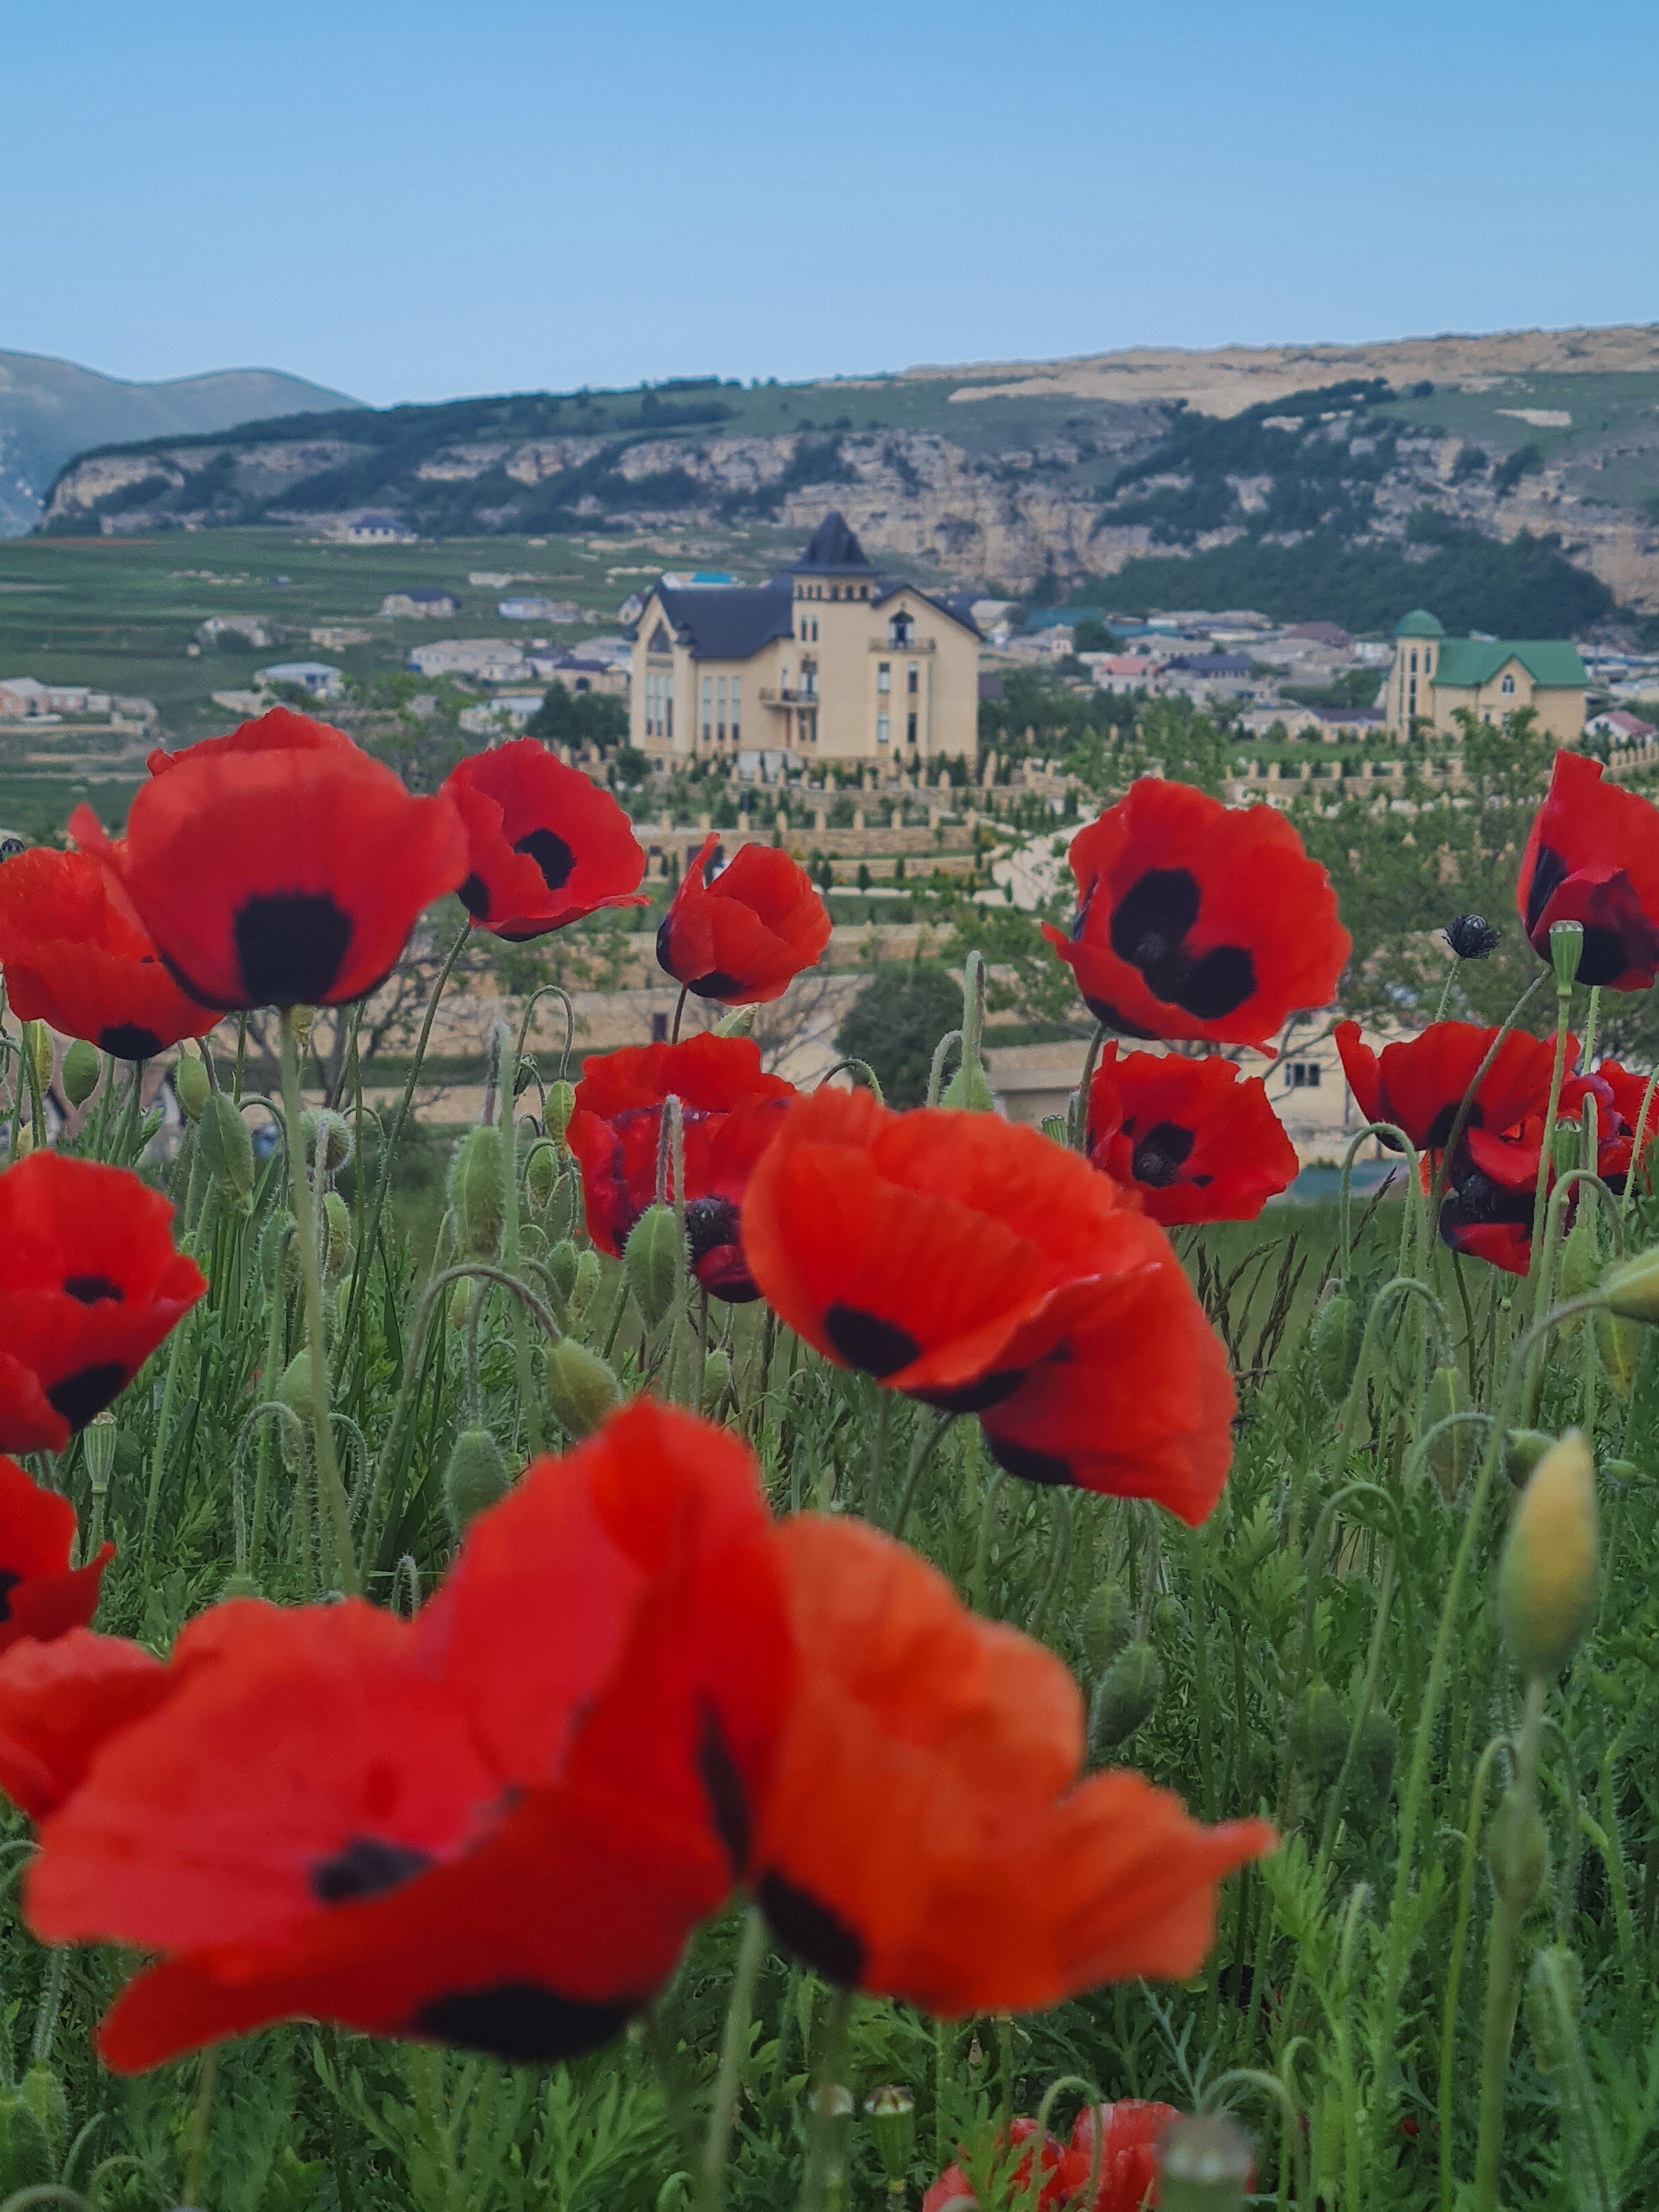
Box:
[792,511,871,575]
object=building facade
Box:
[1386,609,1587,741]
[627,513,980,765]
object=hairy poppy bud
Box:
[1444,913,1500,961]
[1503,1427,1554,1487]
[625,1201,685,1328]
[83,1411,117,1496]
[449,1277,473,1329]
[1423,1364,1474,1499]
[1499,1430,1598,1678]
[526,1140,558,1212]
[321,1190,354,1280]
[174,1040,210,1122]
[1487,1784,1547,1912]
[8,1125,30,1160]
[301,1108,352,1179]
[716,1004,757,1038]
[443,1426,512,1537]
[864,2086,916,2186]
[1289,1679,1348,1791]
[1310,1287,1362,1400]
[1556,1213,1599,1333]
[200,1092,255,1213]
[450,1124,506,1262]
[1549,919,1584,991]
[1090,1639,1161,1756]
[20,1020,52,1097]
[545,1079,576,1152]
[701,1346,732,1415]
[942,1057,996,1112]
[1080,1581,1134,1678]
[219,1569,263,1602]
[1155,2111,1255,2212]
[1524,1943,1584,2075]
[544,1237,579,1308]
[0,2062,67,2191]
[60,1037,100,1109]
[1601,1246,1659,1323]
[277,1348,314,1425]
[1595,1304,1643,1399]
[545,1339,622,1438]
[569,1245,601,1321]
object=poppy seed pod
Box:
[1498,1430,1599,1678]
[1289,1679,1348,1791]
[544,1080,576,1153]
[864,2086,916,2186]
[1549,919,1585,991]
[174,1041,211,1122]
[1309,1287,1362,1400]
[1089,1638,1162,1756]
[1486,1784,1548,1912]
[544,1338,622,1439]
[83,1410,118,1495]
[60,1037,100,1109]
[1423,1364,1474,1499]
[569,1245,600,1321]
[200,1093,255,1214]
[1595,1303,1644,1399]
[450,1124,506,1262]
[443,1426,512,1538]
[1079,1581,1134,1678]
[1601,1245,1659,1322]
[624,1201,685,1328]
[1154,2111,1255,2212]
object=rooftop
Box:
[1395,608,1448,638]
[790,510,871,575]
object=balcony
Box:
[758,685,819,707]
[870,638,935,654]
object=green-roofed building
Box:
[1386,608,1587,742]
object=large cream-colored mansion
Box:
[626,514,981,765]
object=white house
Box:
[257,661,345,701]
[407,639,533,683]
[381,589,461,619]
[1586,708,1657,746]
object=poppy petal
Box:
[0,1630,170,1819]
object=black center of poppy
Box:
[1083,998,1160,1040]
[414,1984,635,2065]
[916,1368,1027,1414]
[758,1871,867,1986]
[685,1196,742,1268]
[1107,868,1256,1020]
[310,1835,435,1906]
[97,1023,163,1062]
[233,891,354,1007]
[63,1274,123,1306]
[0,1571,19,1624]
[984,1433,1075,1488]
[689,970,744,1001]
[698,1705,751,1872]
[823,1304,922,1378]
[1577,925,1630,988]
[1524,843,1567,936]
[1423,1100,1484,1152]
[1131,1120,1196,1187]
[458,872,491,920]
[514,826,576,892]
[44,1362,127,1432]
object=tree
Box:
[835,965,964,1106]
[527,685,628,751]
[1072,616,1118,654]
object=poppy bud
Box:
[1154,2111,1254,2212]
[1090,1638,1162,1756]
[1444,913,1500,961]
[545,1237,579,1306]
[1423,1364,1474,1499]
[449,1277,474,1329]
[1556,1213,1599,1332]
[443,1425,512,1537]
[545,1079,577,1152]
[200,1092,255,1214]
[716,1004,757,1037]
[290,1003,315,1053]
[301,1108,352,1180]
[1079,1581,1134,1678]
[569,1246,600,1321]
[1524,1943,1584,2074]
[1503,1427,1554,1487]
[864,2086,916,2186]
[1499,1431,1598,1678]
[450,1124,506,1262]
[321,1190,354,1281]
[61,1037,100,1109]
[20,1020,52,1097]
[1595,1304,1644,1400]
[1486,1783,1547,1912]
[174,1040,210,1122]
[1289,1679,1348,1791]
[1605,1457,1639,1485]
[1601,1246,1659,1323]
[545,1339,622,1439]
[1309,1287,1362,1400]
[701,1346,732,1415]
[9,1125,30,1160]
[941,1057,997,1112]
[0,2062,67,2192]
[220,1568,263,1601]
[625,1201,685,1328]
[83,1410,117,1496]
[526,1142,558,1213]
[277,1348,314,1426]
[1549,919,1584,991]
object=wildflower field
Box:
[0,709,1657,2212]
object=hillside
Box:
[36,326,1659,619]
[0,349,361,536]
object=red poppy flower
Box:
[1043,781,1350,1048]
[0,1630,169,1818]
[70,708,467,1009]
[925,2102,1177,2212]
[29,1401,794,2072]
[1335,1019,1566,1155]
[567,1036,796,1300]
[0,1152,205,1452]
[0,1459,114,1658]
[657,833,831,1006]
[1436,1126,1539,1274]
[1085,1045,1299,1224]
[1572,1059,1659,1191]
[749,1515,1273,2013]
[1517,752,1659,989]
[741,1087,1234,1522]
[445,739,647,939]
[0,848,222,1062]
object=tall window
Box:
[877,661,891,693]
[730,675,741,744]
[877,713,890,745]
[716,676,727,740]
[1501,673,1516,695]
[701,675,712,743]
[811,619,819,641]
[907,712,918,743]
[907,662,919,695]
[889,610,913,647]
[1409,650,1418,673]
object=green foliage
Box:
[526,685,628,751]
[834,963,964,1105]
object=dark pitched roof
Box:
[1167,652,1254,676]
[650,583,795,661]
[871,578,981,638]
[792,511,871,574]
[1284,619,1350,647]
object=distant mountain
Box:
[0,349,362,534]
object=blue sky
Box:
[4,0,1656,407]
